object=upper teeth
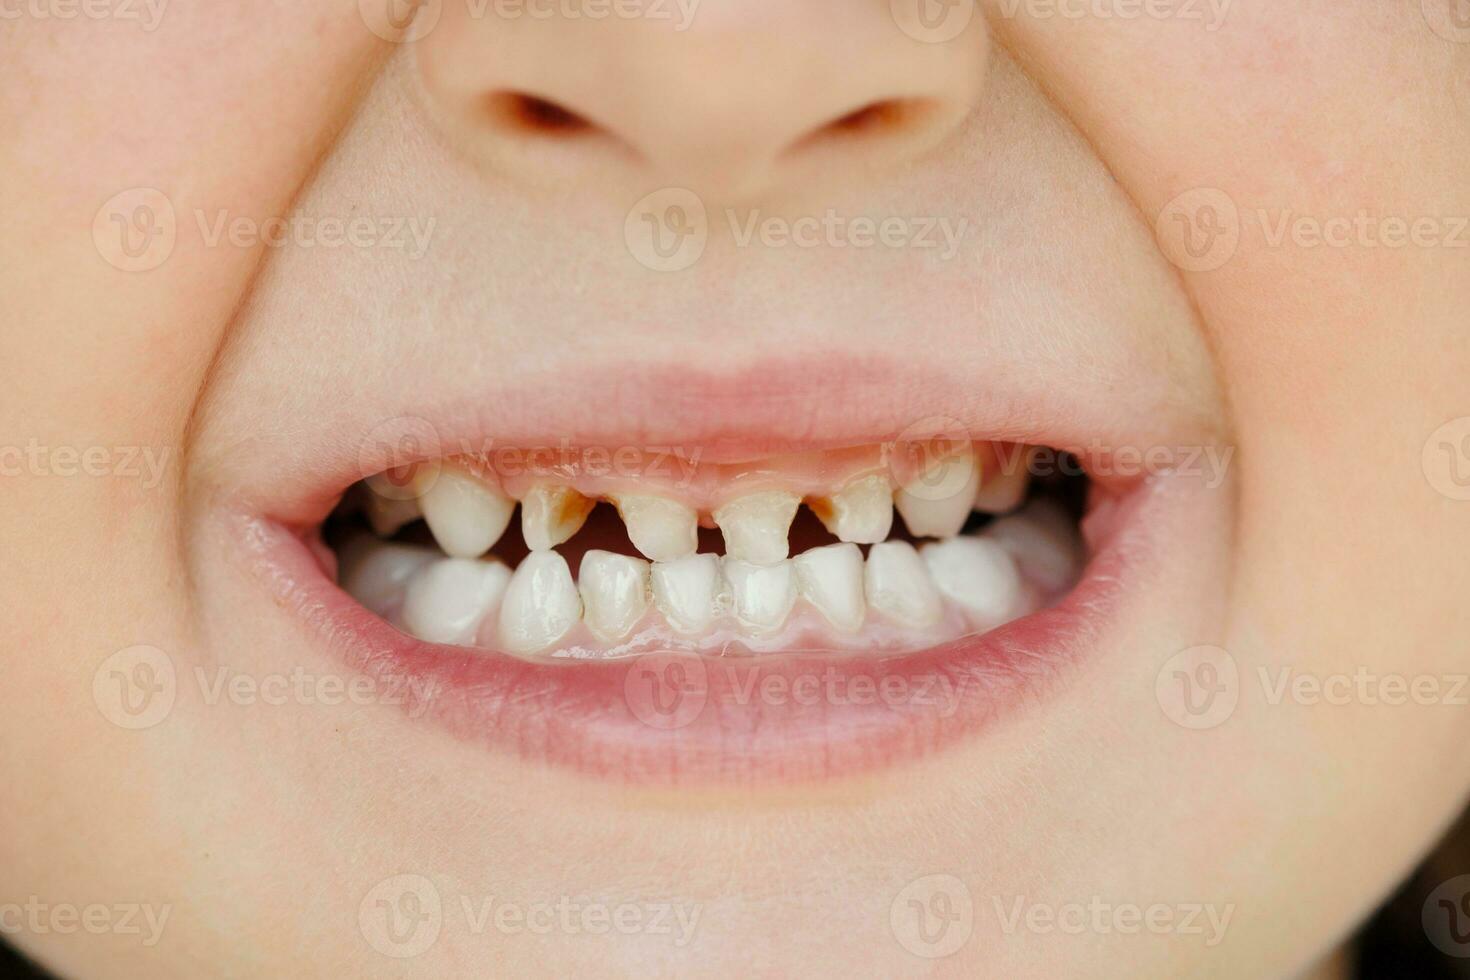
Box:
[713,490,801,563]
[808,473,893,544]
[894,442,980,539]
[419,464,515,559]
[521,484,595,552]
[339,440,1083,657]
[611,493,699,563]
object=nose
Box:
[411,0,989,201]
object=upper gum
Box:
[436,441,999,513]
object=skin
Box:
[2,0,1468,976]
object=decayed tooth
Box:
[793,543,865,632]
[521,484,595,552]
[921,537,1026,629]
[650,554,722,634]
[362,475,423,537]
[712,490,800,563]
[723,558,797,633]
[400,557,512,645]
[497,550,582,655]
[578,551,650,642]
[894,442,981,538]
[612,494,698,562]
[338,535,436,617]
[419,464,515,559]
[864,541,943,628]
[986,500,1083,594]
[807,474,893,544]
[972,446,1034,515]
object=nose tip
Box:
[413,1,989,201]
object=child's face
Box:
[3,1,1467,975]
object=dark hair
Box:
[1357,801,1470,978]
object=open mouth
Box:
[328,439,1087,661]
[221,388,1208,786]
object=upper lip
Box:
[199,349,1220,529]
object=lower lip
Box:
[232,479,1169,786]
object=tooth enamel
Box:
[361,476,423,537]
[972,446,1034,515]
[808,474,893,544]
[713,490,800,563]
[419,464,515,559]
[612,494,699,562]
[864,541,943,628]
[497,550,582,654]
[986,500,1083,594]
[650,554,723,634]
[400,557,512,645]
[578,551,650,642]
[894,442,981,538]
[521,484,595,552]
[722,558,797,633]
[793,542,865,632]
[338,536,437,617]
[921,537,1027,629]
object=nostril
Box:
[828,100,916,135]
[486,91,597,137]
[795,98,940,149]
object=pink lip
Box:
[229,473,1176,786]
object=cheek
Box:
[1,7,383,450]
